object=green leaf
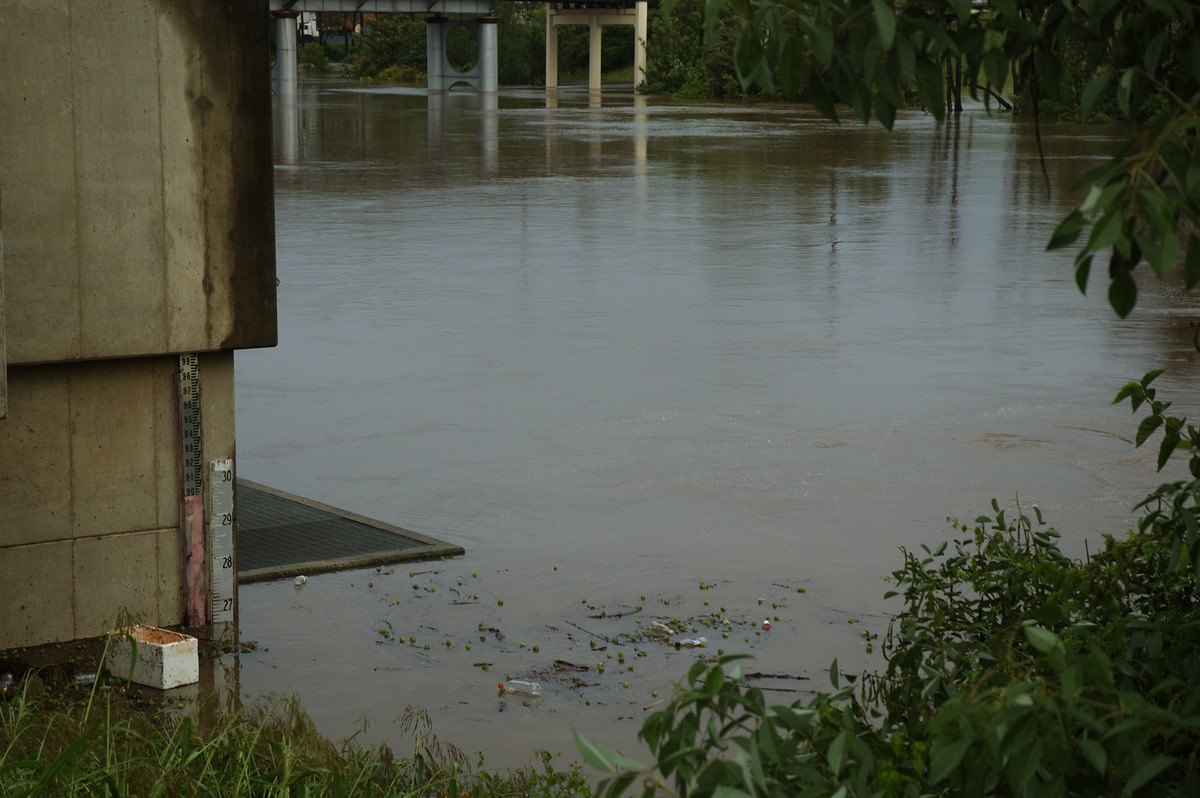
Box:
[1143,29,1167,75]
[1049,211,1086,250]
[806,74,838,121]
[827,730,849,776]
[777,34,806,99]
[703,0,728,47]
[829,658,840,689]
[1088,209,1125,252]
[930,738,971,784]
[1112,381,1141,406]
[809,25,833,68]
[1157,420,1181,471]
[734,24,766,90]
[1185,234,1200,288]
[1024,625,1060,654]
[1135,413,1163,448]
[574,730,645,773]
[1123,755,1176,794]
[870,0,896,51]
[1075,254,1094,294]
[1117,68,1134,119]
[1108,262,1137,318]
[982,49,1008,93]
[1079,739,1107,775]
[875,93,896,131]
[1149,231,1180,277]
[1081,73,1111,122]
[915,59,945,121]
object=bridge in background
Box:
[269,0,649,97]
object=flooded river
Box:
[234,80,1200,769]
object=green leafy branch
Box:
[702,0,1200,320]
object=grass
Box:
[0,672,589,797]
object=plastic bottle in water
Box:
[502,680,542,697]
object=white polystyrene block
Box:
[104,625,199,690]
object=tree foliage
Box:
[352,15,429,78]
[688,0,1199,319]
[579,374,1200,796]
[641,0,750,98]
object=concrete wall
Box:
[0,354,236,646]
[0,1,276,650]
[0,0,276,365]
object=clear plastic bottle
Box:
[503,679,542,697]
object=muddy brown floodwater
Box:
[231,80,1200,770]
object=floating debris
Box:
[501,680,542,697]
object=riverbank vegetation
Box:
[0,676,586,796]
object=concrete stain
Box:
[157,0,277,352]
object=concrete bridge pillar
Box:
[426,15,447,91]
[546,3,649,94]
[273,11,299,104]
[478,17,499,93]
[546,12,559,90]
[634,0,648,86]
[426,16,499,93]
[588,16,602,94]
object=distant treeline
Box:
[297,3,1140,117]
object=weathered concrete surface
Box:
[0,0,275,650]
[0,353,236,648]
[0,0,276,366]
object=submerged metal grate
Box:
[236,480,464,584]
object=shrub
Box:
[297,41,329,73]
